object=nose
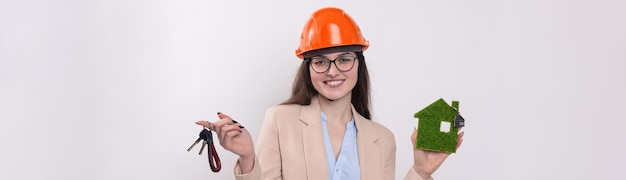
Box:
[326,61,340,77]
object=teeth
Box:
[327,80,342,86]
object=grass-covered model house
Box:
[414,98,465,153]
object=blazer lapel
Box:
[300,97,329,180]
[353,106,382,180]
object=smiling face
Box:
[309,52,359,101]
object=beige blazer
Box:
[234,97,426,180]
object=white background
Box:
[1,0,625,179]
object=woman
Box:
[195,7,464,180]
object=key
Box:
[199,140,207,155]
[187,128,209,152]
[187,127,221,172]
[198,129,212,155]
[187,138,202,152]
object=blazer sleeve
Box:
[234,157,261,180]
[403,168,434,180]
[233,107,283,180]
[385,130,397,180]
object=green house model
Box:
[414,98,465,153]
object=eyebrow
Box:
[312,52,356,59]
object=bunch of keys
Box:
[187,128,221,172]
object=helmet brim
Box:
[302,45,363,58]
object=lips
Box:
[324,80,345,87]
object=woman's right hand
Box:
[195,112,255,173]
[410,127,464,179]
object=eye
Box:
[311,59,328,65]
[339,56,354,63]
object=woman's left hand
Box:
[410,127,464,179]
[195,112,256,173]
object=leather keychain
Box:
[187,128,221,172]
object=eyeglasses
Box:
[307,54,358,73]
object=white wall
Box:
[1,0,625,179]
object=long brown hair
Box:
[281,52,371,119]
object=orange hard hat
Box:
[295,7,370,59]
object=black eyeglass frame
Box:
[305,55,359,74]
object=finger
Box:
[213,112,236,131]
[217,112,232,120]
[411,127,418,149]
[195,120,211,129]
[219,124,244,144]
[214,112,241,126]
[223,128,244,141]
[456,131,464,150]
[218,128,243,150]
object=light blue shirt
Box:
[321,112,361,180]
